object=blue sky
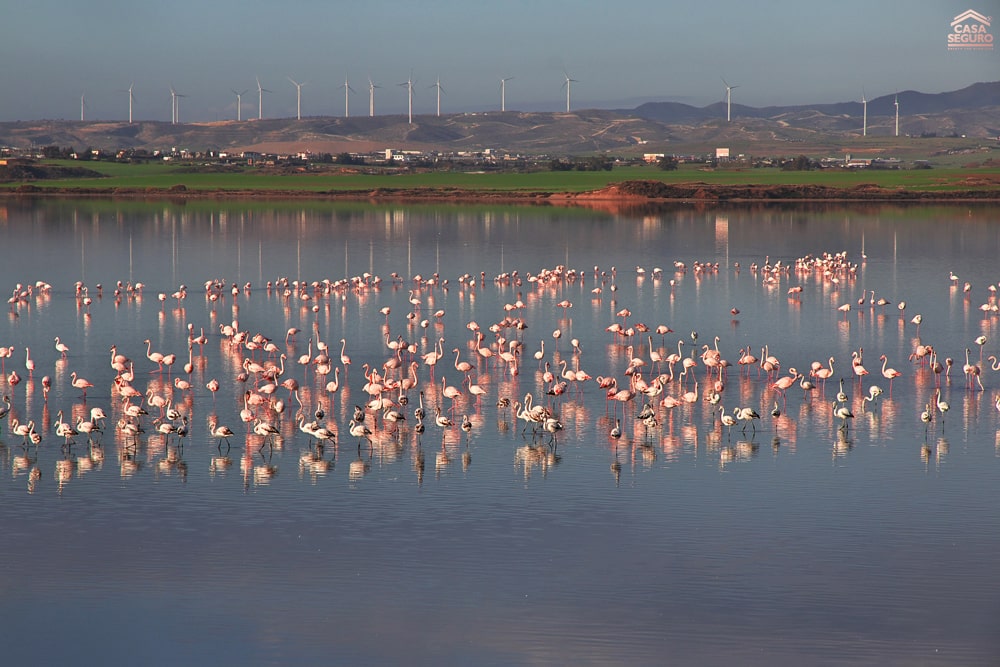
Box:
[2,0,997,122]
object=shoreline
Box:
[3,179,1000,206]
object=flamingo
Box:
[736,406,760,434]
[339,338,352,375]
[879,354,902,395]
[70,371,94,398]
[466,376,488,406]
[143,338,164,373]
[648,336,663,372]
[325,367,342,401]
[771,368,801,402]
[811,356,834,389]
[0,394,10,431]
[836,378,849,404]
[209,420,235,447]
[963,348,984,391]
[681,378,699,404]
[862,385,884,411]
[11,419,34,446]
[609,379,636,418]
[433,406,453,429]
[453,348,472,374]
[852,351,869,387]
[441,376,462,413]
[833,401,854,430]
[719,406,737,437]
[76,416,101,442]
[533,340,546,368]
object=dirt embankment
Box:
[3,178,1000,206]
[554,179,1000,202]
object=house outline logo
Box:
[948,9,993,50]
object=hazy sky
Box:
[2,0,997,122]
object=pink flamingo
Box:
[453,348,472,374]
[144,338,164,373]
[879,354,902,396]
[441,375,462,414]
[962,348,984,391]
[851,351,869,389]
[811,356,834,391]
[325,367,341,402]
[772,368,801,403]
[339,338,352,376]
[70,371,94,398]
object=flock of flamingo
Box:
[1,249,999,489]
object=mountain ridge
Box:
[1,81,996,156]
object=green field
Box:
[3,160,1000,193]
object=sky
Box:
[2,0,997,123]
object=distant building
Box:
[716,147,730,160]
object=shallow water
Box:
[0,199,999,666]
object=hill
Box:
[1,81,997,157]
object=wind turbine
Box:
[342,75,355,117]
[430,76,444,117]
[500,76,513,112]
[368,77,380,117]
[169,85,186,124]
[861,88,867,137]
[722,77,739,122]
[894,92,899,137]
[562,72,577,112]
[399,72,414,124]
[256,76,271,120]
[80,91,86,122]
[232,89,248,121]
[127,83,134,124]
[288,76,305,120]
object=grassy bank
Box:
[2,160,999,193]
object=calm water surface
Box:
[1,199,999,666]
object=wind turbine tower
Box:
[562,72,577,112]
[500,76,513,112]
[861,90,867,137]
[256,76,271,120]
[894,93,899,137]
[431,77,444,117]
[400,73,414,124]
[80,92,86,122]
[170,86,177,124]
[128,83,134,124]
[342,76,355,117]
[722,77,739,122]
[368,77,380,117]
[233,89,248,121]
[288,77,305,120]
